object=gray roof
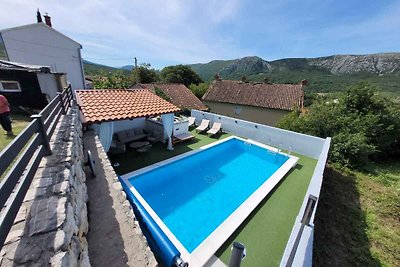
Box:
[0,59,52,73]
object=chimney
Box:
[300,79,308,86]
[214,73,222,81]
[36,9,43,23]
[44,13,52,27]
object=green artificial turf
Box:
[215,153,317,266]
[110,130,230,175]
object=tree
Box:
[92,70,135,89]
[277,82,400,168]
[160,65,203,87]
[132,64,158,84]
[189,83,209,99]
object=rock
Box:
[78,204,88,235]
[4,230,23,246]
[52,181,70,195]
[13,241,42,264]
[49,230,67,252]
[112,182,122,191]
[50,251,69,267]
[28,197,67,236]
[32,177,54,188]
[63,203,78,245]
[24,187,47,202]
[80,250,90,267]
[14,205,28,224]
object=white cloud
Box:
[0,0,250,68]
[1,0,397,67]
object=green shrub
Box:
[277,81,400,168]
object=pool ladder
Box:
[174,256,188,267]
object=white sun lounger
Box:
[195,119,210,133]
[188,117,195,127]
[207,122,222,136]
[173,133,194,144]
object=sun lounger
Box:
[207,122,222,136]
[173,133,194,144]
[195,119,210,133]
[188,117,195,127]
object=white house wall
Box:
[37,73,59,100]
[113,118,146,133]
[1,24,85,91]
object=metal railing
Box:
[285,194,318,267]
[0,85,74,250]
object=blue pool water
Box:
[128,138,289,253]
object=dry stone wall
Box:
[0,107,90,266]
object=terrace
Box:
[0,85,329,266]
[73,89,330,266]
[109,128,319,266]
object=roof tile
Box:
[76,89,180,124]
[202,80,304,111]
[132,83,208,111]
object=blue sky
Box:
[1,0,399,69]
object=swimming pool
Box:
[121,136,298,266]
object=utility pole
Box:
[134,57,139,84]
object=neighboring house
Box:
[0,19,85,91]
[131,83,208,111]
[0,60,66,109]
[202,79,305,126]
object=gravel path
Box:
[83,131,157,267]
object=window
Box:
[0,81,21,92]
[0,34,8,60]
[234,106,242,115]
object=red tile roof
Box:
[76,89,180,124]
[131,83,208,111]
[202,80,304,111]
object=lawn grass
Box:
[313,161,400,267]
[0,114,30,152]
[0,114,30,181]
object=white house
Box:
[0,21,85,91]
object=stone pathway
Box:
[83,131,156,267]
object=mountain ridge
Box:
[188,53,400,94]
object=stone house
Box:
[202,79,305,126]
[131,83,208,112]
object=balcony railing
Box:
[0,85,74,250]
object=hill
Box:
[120,65,134,71]
[83,60,129,75]
[189,53,400,94]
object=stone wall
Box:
[1,107,90,266]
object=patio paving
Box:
[109,130,317,266]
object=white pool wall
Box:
[191,110,325,159]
